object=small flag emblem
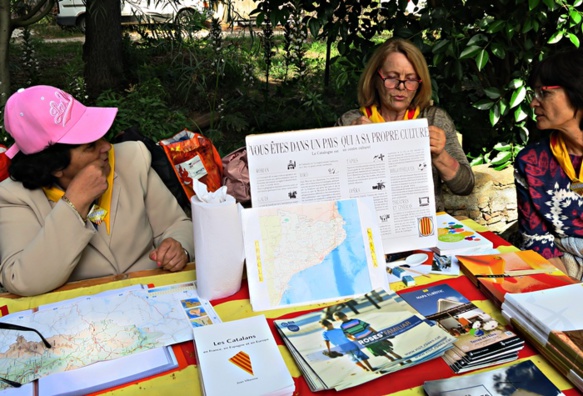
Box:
[229,351,253,375]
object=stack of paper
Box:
[274,289,456,391]
[193,315,295,396]
[399,283,524,374]
[501,283,583,392]
[423,360,565,396]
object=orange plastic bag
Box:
[159,130,223,200]
[0,145,10,182]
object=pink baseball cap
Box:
[3,85,118,158]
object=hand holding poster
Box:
[245,120,438,253]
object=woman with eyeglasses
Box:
[514,48,583,280]
[336,38,474,212]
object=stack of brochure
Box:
[193,315,295,396]
[399,283,524,374]
[501,283,583,392]
[423,360,564,396]
[274,289,456,391]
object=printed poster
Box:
[246,120,438,254]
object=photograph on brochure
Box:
[274,289,455,391]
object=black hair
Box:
[528,48,583,130]
[333,311,347,319]
[9,143,78,190]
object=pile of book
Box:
[399,283,524,373]
[501,283,583,392]
[274,289,456,391]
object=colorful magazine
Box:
[399,283,523,373]
[457,250,577,307]
[274,289,456,391]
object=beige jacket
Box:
[0,141,194,296]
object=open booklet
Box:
[274,289,456,391]
[0,282,221,393]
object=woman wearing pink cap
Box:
[0,86,194,296]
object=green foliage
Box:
[94,79,194,142]
[9,0,582,169]
[250,0,583,168]
[468,141,524,170]
[421,0,583,166]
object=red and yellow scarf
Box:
[360,105,420,122]
[43,148,115,233]
[550,131,583,195]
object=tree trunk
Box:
[0,0,54,107]
[83,0,124,100]
[0,0,13,107]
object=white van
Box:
[55,0,212,32]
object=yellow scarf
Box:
[360,105,420,122]
[43,147,115,233]
[550,131,583,194]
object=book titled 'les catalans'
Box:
[192,315,295,396]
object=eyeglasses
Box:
[377,69,421,91]
[526,85,561,102]
[0,322,52,388]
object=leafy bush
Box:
[252,0,583,169]
[95,78,194,142]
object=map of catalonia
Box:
[258,202,348,306]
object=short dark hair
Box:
[9,143,78,190]
[333,311,347,319]
[528,48,583,130]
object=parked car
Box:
[55,0,213,32]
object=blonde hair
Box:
[357,38,432,111]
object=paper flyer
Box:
[245,120,438,253]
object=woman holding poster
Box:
[336,38,474,212]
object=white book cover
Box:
[504,283,583,336]
[193,315,294,396]
[245,120,438,254]
[242,197,390,311]
[433,212,493,255]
